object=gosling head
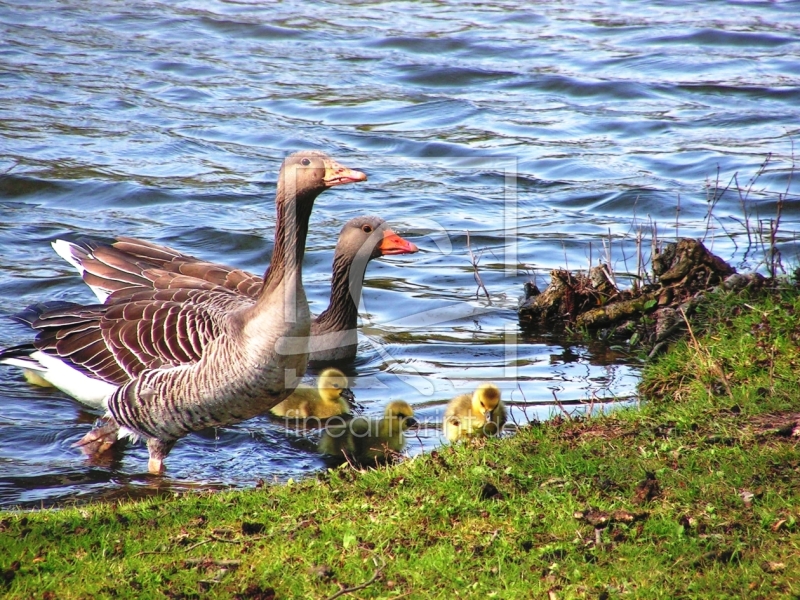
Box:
[318,368,355,404]
[472,383,501,421]
[384,400,417,430]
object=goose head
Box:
[337,216,418,262]
[278,150,367,201]
[471,383,502,422]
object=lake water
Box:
[1,0,799,508]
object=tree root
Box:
[519,238,764,352]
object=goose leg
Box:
[147,438,176,475]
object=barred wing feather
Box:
[30,286,248,385]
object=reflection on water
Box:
[1,0,799,507]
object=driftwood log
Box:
[518,238,764,355]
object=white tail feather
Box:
[51,239,110,302]
[2,351,116,410]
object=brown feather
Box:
[82,270,139,293]
[72,236,265,300]
[54,327,103,357]
[113,236,191,263]
[22,287,241,386]
[137,318,159,358]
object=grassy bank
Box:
[2,283,799,599]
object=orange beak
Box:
[323,159,368,187]
[379,229,418,255]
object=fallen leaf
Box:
[575,509,610,528]
[307,564,334,580]
[761,561,786,573]
[771,519,788,532]
[540,478,567,488]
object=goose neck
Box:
[315,246,370,331]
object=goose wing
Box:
[29,286,249,385]
[56,237,264,301]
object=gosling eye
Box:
[300,157,311,166]
[361,224,373,233]
[480,402,486,409]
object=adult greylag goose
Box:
[318,400,416,465]
[50,215,418,362]
[269,367,353,420]
[443,383,507,442]
[0,151,366,473]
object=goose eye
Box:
[300,158,311,166]
[362,224,373,233]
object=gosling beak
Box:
[323,159,367,187]
[340,388,356,403]
[378,229,419,256]
[404,416,419,430]
[483,409,494,422]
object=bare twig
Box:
[738,154,772,264]
[133,549,170,557]
[550,389,574,420]
[768,193,785,277]
[133,532,270,557]
[323,557,385,600]
[702,166,721,244]
[183,558,242,568]
[185,533,268,552]
[679,307,732,399]
[634,228,643,292]
[762,144,793,277]
[787,137,796,199]
[648,216,658,286]
[603,229,617,288]
[341,449,364,472]
[466,230,492,305]
[618,200,639,289]
[583,392,597,418]
[514,383,534,426]
[487,529,501,545]
[408,425,425,455]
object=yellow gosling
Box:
[270,368,353,420]
[443,383,506,442]
[319,400,416,464]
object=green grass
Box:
[2,284,800,599]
